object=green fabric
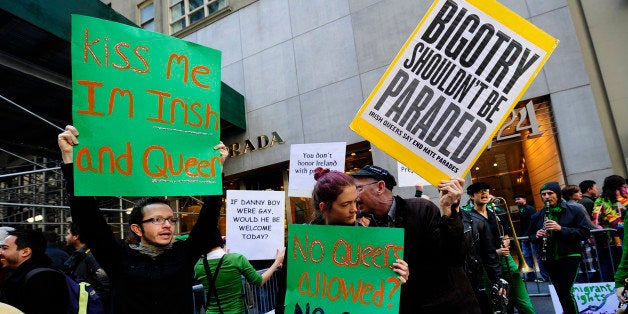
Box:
[484,256,535,314]
[615,225,628,288]
[194,253,262,314]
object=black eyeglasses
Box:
[356,181,379,192]
[141,217,179,225]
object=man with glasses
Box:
[57,125,227,314]
[351,165,480,313]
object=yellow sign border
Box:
[350,0,558,185]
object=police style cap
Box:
[351,165,397,191]
[466,182,491,195]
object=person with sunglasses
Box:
[351,165,479,313]
[57,125,227,314]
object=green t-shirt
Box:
[194,252,263,314]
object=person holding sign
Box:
[351,165,479,313]
[57,125,227,314]
[276,167,409,313]
[194,231,285,314]
[310,167,409,283]
[528,182,590,314]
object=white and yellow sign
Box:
[350,0,558,185]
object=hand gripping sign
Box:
[350,0,558,186]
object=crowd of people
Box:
[0,125,626,314]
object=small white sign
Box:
[397,161,431,187]
[288,142,346,197]
[226,190,285,260]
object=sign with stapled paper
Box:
[225,190,285,260]
[288,142,346,197]
[71,15,222,196]
[285,224,404,313]
[397,161,431,187]
[350,0,558,186]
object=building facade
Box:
[103,0,628,217]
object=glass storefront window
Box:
[470,96,563,211]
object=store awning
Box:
[0,0,245,166]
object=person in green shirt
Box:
[194,231,285,314]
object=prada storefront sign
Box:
[229,132,285,157]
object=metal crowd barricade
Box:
[192,268,282,314]
[580,228,620,283]
[242,268,281,314]
[519,227,623,299]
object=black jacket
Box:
[391,196,480,314]
[62,163,221,314]
[462,210,502,284]
[528,201,590,259]
[0,256,69,314]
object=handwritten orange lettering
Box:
[108,88,134,118]
[83,28,101,65]
[191,65,210,89]
[76,80,105,116]
[143,145,220,179]
[112,42,131,70]
[292,233,324,263]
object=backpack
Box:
[26,268,105,314]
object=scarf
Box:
[130,242,173,258]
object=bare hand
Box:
[415,183,423,192]
[274,247,286,268]
[498,287,507,297]
[437,178,465,216]
[536,229,547,239]
[544,219,561,232]
[497,247,510,257]
[58,125,79,164]
[214,141,229,164]
[618,287,627,304]
[391,259,409,284]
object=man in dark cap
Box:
[352,165,480,313]
[528,181,590,314]
[463,183,534,314]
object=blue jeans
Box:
[521,240,536,281]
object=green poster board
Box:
[71,15,222,196]
[286,224,404,313]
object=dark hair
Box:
[579,180,596,194]
[68,222,81,240]
[601,175,626,203]
[129,197,170,241]
[311,167,355,220]
[9,228,47,257]
[561,184,580,200]
[43,231,60,244]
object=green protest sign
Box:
[286,224,404,313]
[71,15,222,196]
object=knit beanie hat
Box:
[540,182,562,199]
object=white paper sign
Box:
[226,190,285,260]
[288,142,346,197]
[549,282,620,313]
[397,161,431,187]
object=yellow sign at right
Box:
[350,0,558,186]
